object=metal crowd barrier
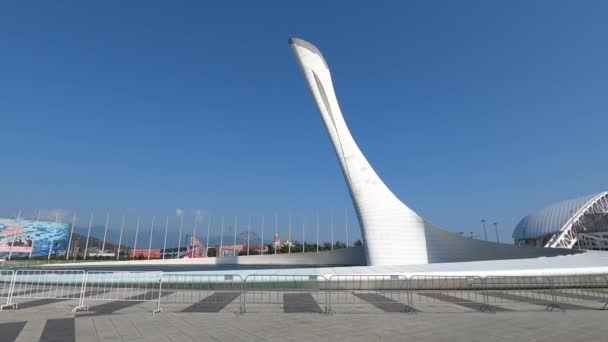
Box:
[243,274,327,313]
[159,274,243,313]
[546,274,608,310]
[483,276,562,311]
[73,271,163,314]
[326,274,409,314]
[2,270,85,310]
[0,270,15,311]
[0,270,606,315]
[409,275,488,312]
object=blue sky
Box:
[1,1,607,245]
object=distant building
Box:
[216,244,243,257]
[129,248,161,258]
[514,192,608,250]
[249,244,268,253]
[272,233,281,248]
[0,217,69,258]
[86,247,115,257]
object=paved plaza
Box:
[0,289,607,341]
[1,308,608,342]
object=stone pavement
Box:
[0,308,608,341]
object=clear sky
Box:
[1,1,607,245]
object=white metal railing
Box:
[0,270,606,314]
[243,274,327,313]
[0,270,15,311]
[74,271,163,314]
[327,274,410,313]
[159,273,243,313]
[2,269,85,310]
[409,275,488,312]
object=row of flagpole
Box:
[8,209,355,260]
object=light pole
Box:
[480,219,488,241]
[493,222,500,243]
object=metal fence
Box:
[0,270,15,311]
[546,274,608,310]
[2,270,85,310]
[0,270,607,314]
[243,274,327,313]
[483,276,562,311]
[75,271,163,314]
[326,275,410,314]
[159,274,243,313]
[409,275,488,312]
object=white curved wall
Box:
[290,38,578,266]
[290,38,428,266]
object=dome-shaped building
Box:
[513,192,608,250]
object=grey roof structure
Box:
[513,192,608,240]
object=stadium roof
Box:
[513,192,608,240]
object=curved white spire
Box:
[289,38,429,265]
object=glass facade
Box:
[0,217,69,257]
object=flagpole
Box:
[233,216,238,256]
[206,215,211,257]
[101,213,109,255]
[331,209,334,251]
[147,216,155,260]
[316,211,319,253]
[30,210,40,260]
[247,216,251,256]
[177,211,183,259]
[48,214,59,260]
[302,220,305,254]
[7,235,14,260]
[345,208,349,248]
[260,216,264,255]
[83,212,94,260]
[288,213,292,254]
[219,216,224,257]
[192,213,199,257]
[116,215,125,260]
[66,213,76,260]
[162,216,169,260]
[132,216,140,260]
[274,213,278,254]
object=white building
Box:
[514,192,608,250]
